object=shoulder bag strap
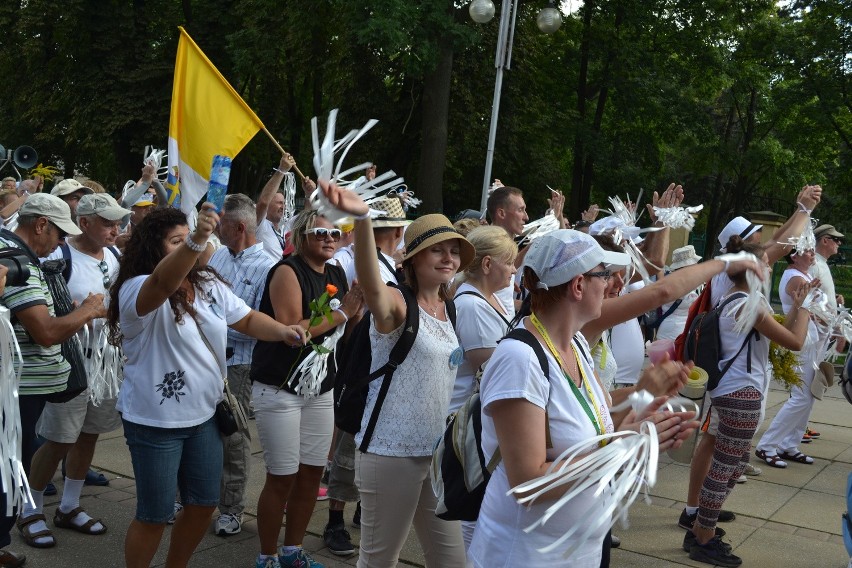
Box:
[455,290,510,326]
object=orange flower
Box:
[326,284,339,296]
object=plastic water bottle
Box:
[667,366,708,464]
[207,155,232,212]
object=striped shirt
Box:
[0,233,70,395]
[208,242,275,365]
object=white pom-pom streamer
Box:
[283,171,297,223]
[308,110,404,224]
[0,306,32,514]
[288,325,346,398]
[652,205,704,231]
[144,146,169,184]
[710,252,771,335]
[86,326,124,407]
[521,213,561,243]
[778,216,817,255]
[509,390,697,558]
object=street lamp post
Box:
[473,0,562,214]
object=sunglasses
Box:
[304,228,342,242]
[828,236,843,244]
[584,269,612,282]
[49,222,68,240]
[98,260,110,288]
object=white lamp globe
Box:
[537,5,562,34]
[469,0,496,24]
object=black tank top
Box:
[251,255,348,394]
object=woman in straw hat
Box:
[320,181,472,568]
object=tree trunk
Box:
[569,0,594,221]
[416,35,454,214]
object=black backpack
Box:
[684,291,758,391]
[334,283,456,452]
[431,328,550,521]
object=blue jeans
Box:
[123,417,223,523]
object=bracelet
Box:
[273,167,289,175]
[797,202,813,215]
[353,211,371,221]
[722,259,730,273]
[184,233,207,252]
[334,308,348,324]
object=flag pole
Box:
[262,127,306,181]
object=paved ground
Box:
[7,378,852,567]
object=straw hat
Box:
[403,214,475,271]
[371,196,410,228]
[811,362,835,400]
[669,245,702,271]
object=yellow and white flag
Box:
[167,26,264,214]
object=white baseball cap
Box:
[522,229,630,289]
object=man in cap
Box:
[0,193,105,548]
[322,196,409,557]
[255,154,297,263]
[812,224,845,325]
[50,179,93,221]
[22,193,130,546]
[207,193,276,537]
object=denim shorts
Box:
[123,417,223,523]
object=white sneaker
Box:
[743,463,762,476]
[215,512,242,536]
[735,474,747,484]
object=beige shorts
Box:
[38,389,121,444]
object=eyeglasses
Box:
[584,269,612,282]
[98,260,110,287]
[304,228,342,242]
[49,222,68,240]
[828,236,843,244]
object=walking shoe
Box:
[43,482,57,497]
[682,529,732,552]
[679,508,735,530]
[323,522,355,556]
[610,534,621,548]
[689,536,742,567]
[806,427,820,439]
[215,513,242,536]
[256,555,281,568]
[735,474,747,483]
[316,487,329,501]
[167,502,183,525]
[352,501,361,527]
[743,463,762,476]
[802,432,813,443]
[279,548,325,568]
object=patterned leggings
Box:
[697,386,762,530]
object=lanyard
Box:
[529,313,606,444]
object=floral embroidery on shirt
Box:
[156,370,187,404]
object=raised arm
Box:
[764,185,822,264]
[256,154,295,226]
[582,256,761,339]
[635,183,684,281]
[319,180,406,332]
[135,202,217,317]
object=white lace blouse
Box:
[354,304,459,457]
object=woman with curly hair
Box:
[107,205,307,568]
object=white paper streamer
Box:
[288,325,346,398]
[651,205,703,231]
[710,252,771,335]
[283,171,297,223]
[508,390,697,558]
[521,213,561,243]
[85,325,124,407]
[144,146,169,184]
[0,306,32,514]
[308,110,404,224]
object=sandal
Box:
[755,449,787,469]
[778,450,814,465]
[16,513,56,548]
[53,507,107,535]
[0,548,26,568]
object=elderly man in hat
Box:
[0,194,105,549]
[812,224,846,350]
[50,179,93,222]
[21,194,130,548]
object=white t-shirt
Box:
[256,218,284,264]
[470,326,614,567]
[332,245,397,287]
[710,292,770,398]
[117,275,250,428]
[710,272,734,306]
[46,243,120,345]
[810,254,837,314]
[494,285,516,318]
[610,281,646,385]
[656,287,701,341]
[450,283,510,413]
[355,300,458,457]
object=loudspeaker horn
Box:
[12,146,37,169]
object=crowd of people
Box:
[0,159,846,568]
